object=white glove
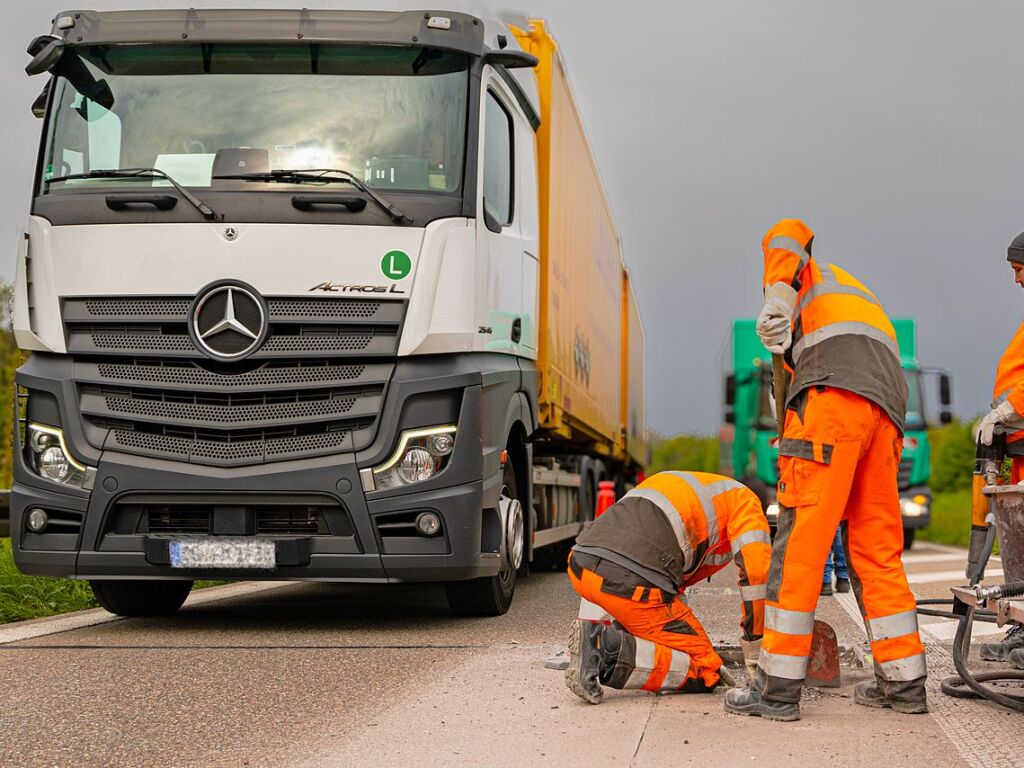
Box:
[979,399,1018,446]
[756,283,798,354]
[741,637,761,678]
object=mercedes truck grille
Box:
[63,297,403,467]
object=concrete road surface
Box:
[0,542,1020,768]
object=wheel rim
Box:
[498,483,522,586]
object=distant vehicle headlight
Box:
[26,423,96,491]
[900,495,929,517]
[368,425,457,491]
[766,503,780,519]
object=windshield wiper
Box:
[212,169,413,224]
[44,168,220,221]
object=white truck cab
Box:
[11,9,646,617]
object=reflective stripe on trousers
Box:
[621,637,693,691]
[577,598,613,624]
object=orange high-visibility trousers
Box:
[568,555,723,690]
[757,387,926,704]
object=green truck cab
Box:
[720,318,952,550]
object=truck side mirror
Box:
[724,375,736,424]
[939,373,952,407]
[483,49,539,69]
[26,36,64,76]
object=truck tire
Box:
[902,528,915,551]
[445,459,522,616]
[90,579,193,617]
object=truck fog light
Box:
[371,425,457,491]
[26,423,96,491]
[415,511,442,537]
[39,447,71,482]
[26,508,49,533]
[429,433,454,456]
[399,448,437,484]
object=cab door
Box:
[475,80,538,357]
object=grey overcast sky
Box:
[1,0,1021,436]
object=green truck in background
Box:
[720,318,952,550]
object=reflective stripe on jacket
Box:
[762,219,907,431]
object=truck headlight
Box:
[369,425,456,491]
[27,423,96,491]
[900,495,929,517]
[766,503,779,519]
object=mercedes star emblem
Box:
[188,281,268,361]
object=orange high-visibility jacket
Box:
[574,471,772,639]
[992,320,1024,453]
[763,219,907,430]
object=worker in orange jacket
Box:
[565,471,771,703]
[978,231,1024,662]
[725,218,927,722]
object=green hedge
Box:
[648,433,719,475]
[928,419,977,493]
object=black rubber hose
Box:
[929,520,1024,711]
[915,598,997,623]
[940,604,1024,711]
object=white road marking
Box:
[832,590,865,638]
[908,569,1003,585]
[917,618,1004,642]
[0,581,292,645]
[902,552,999,566]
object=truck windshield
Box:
[39,44,469,195]
[904,369,926,430]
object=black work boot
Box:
[979,623,1024,661]
[723,687,801,721]
[854,681,928,714]
[835,578,851,593]
[565,620,618,704]
[820,582,834,597]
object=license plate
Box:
[169,537,276,570]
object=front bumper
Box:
[11,355,519,583]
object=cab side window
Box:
[483,91,514,228]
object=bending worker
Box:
[977,231,1024,663]
[565,471,771,703]
[725,218,928,721]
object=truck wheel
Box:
[445,460,522,616]
[90,580,193,617]
[902,528,915,551]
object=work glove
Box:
[741,637,761,678]
[756,283,798,355]
[979,399,1018,446]
[716,665,738,688]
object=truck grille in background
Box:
[897,457,915,490]
[63,297,404,467]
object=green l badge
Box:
[382,250,412,279]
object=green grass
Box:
[0,538,98,623]
[919,489,1000,554]
[0,538,228,625]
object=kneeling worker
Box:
[565,471,771,703]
